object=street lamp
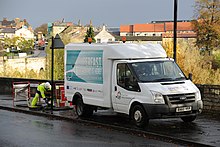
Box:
[50,34,64,114]
[173,0,178,61]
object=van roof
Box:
[65,43,167,59]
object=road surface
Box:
[0,109,183,147]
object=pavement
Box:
[0,95,76,120]
[0,94,220,147]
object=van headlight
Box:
[151,91,165,104]
[195,91,201,100]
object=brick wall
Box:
[197,84,220,112]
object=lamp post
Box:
[50,34,64,114]
[173,0,178,61]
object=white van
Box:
[64,43,203,127]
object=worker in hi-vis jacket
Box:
[30,82,51,108]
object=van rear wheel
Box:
[75,97,93,117]
[76,97,84,117]
[131,105,148,127]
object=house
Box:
[120,23,164,44]
[0,18,16,28]
[0,18,33,39]
[120,20,196,44]
[94,25,115,43]
[115,36,162,44]
[59,24,87,43]
[162,21,196,45]
[50,21,73,36]
[15,26,34,40]
[0,18,32,30]
[0,26,35,40]
[0,28,16,38]
[120,23,165,37]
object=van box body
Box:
[64,43,203,122]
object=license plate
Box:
[176,106,191,112]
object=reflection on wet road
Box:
[0,110,183,147]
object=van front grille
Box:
[166,93,195,104]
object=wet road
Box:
[0,110,183,147]
[81,110,220,146]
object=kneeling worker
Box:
[31,82,51,108]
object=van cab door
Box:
[112,62,141,113]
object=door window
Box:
[117,63,140,92]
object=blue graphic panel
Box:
[66,50,103,84]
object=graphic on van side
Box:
[66,50,103,84]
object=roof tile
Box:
[134,23,165,32]
[120,25,133,32]
[165,22,193,31]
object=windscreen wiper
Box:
[174,77,186,81]
[152,78,174,82]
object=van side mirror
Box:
[188,73,193,81]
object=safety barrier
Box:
[12,81,30,107]
[55,83,72,108]
[3,78,68,108]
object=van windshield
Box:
[130,60,186,82]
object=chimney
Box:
[102,25,106,31]
[14,18,20,23]
[78,19,81,26]
[3,17,7,22]
[90,19,92,26]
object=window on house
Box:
[97,39,101,43]
[108,39,112,42]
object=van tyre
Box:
[76,97,84,117]
[131,105,148,127]
[75,97,93,117]
[181,115,196,122]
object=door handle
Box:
[115,86,117,91]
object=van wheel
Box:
[76,97,84,117]
[181,115,196,122]
[131,105,148,127]
[75,97,93,117]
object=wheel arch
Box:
[129,101,147,118]
[72,92,83,105]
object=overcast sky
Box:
[0,0,195,29]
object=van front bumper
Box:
[142,100,203,119]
